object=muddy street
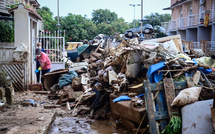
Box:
[49,117,125,134]
[1,2,215,131]
[0,91,127,134]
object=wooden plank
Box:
[144,80,159,134]
[130,83,143,89]
[173,38,181,52]
[150,81,187,91]
[140,34,181,44]
[174,81,188,90]
[213,91,215,108]
[177,38,184,53]
[186,77,195,88]
[44,105,61,109]
[33,91,50,94]
[154,111,169,120]
[163,78,179,118]
[128,83,144,93]
[132,127,149,134]
[155,91,168,130]
[150,82,163,91]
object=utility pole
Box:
[57,0,60,34]
[129,4,141,29]
[141,0,143,34]
[140,1,149,35]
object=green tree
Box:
[37,6,57,32]
[154,28,167,38]
[97,18,130,35]
[111,18,130,34]
[60,13,97,42]
[143,13,171,26]
[92,9,118,24]
[129,19,141,29]
[0,20,14,43]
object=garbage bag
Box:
[194,57,215,68]
[171,87,202,107]
[59,71,78,89]
[147,62,166,83]
[193,59,212,74]
[162,39,179,55]
[175,53,191,61]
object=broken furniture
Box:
[110,93,147,131]
[144,78,187,134]
[44,69,68,90]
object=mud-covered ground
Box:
[50,117,126,134]
[0,91,127,134]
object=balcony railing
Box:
[178,17,187,29]
[205,41,215,56]
[0,0,15,10]
[190,42,202,49]
[199,10,213,24]
[164,8,215,31]
[169,20,177,31]
[161,22,169,32]
[187,14,199,27]
[212,9,215,22]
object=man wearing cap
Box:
[36,42,46,83]
[37,42,46,52]
[35,48,51,87]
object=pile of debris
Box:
[43,33,215,133]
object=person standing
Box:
[64,43,68,58]
[211,55,215,72]
[76,43,81,48]
[36,42,46,83]
[37,42,46,52]
[35,48,51,88]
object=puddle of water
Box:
[49,117,126,134]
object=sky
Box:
[37,0,171,23]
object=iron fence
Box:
[0,62,27,92]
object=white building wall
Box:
[14,4,30,48]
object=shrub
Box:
[0,20,14,43]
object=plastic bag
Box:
[171,87,202,107]
[162,39,179,55]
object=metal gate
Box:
[0,62,27,92]
[37,30,65,72]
